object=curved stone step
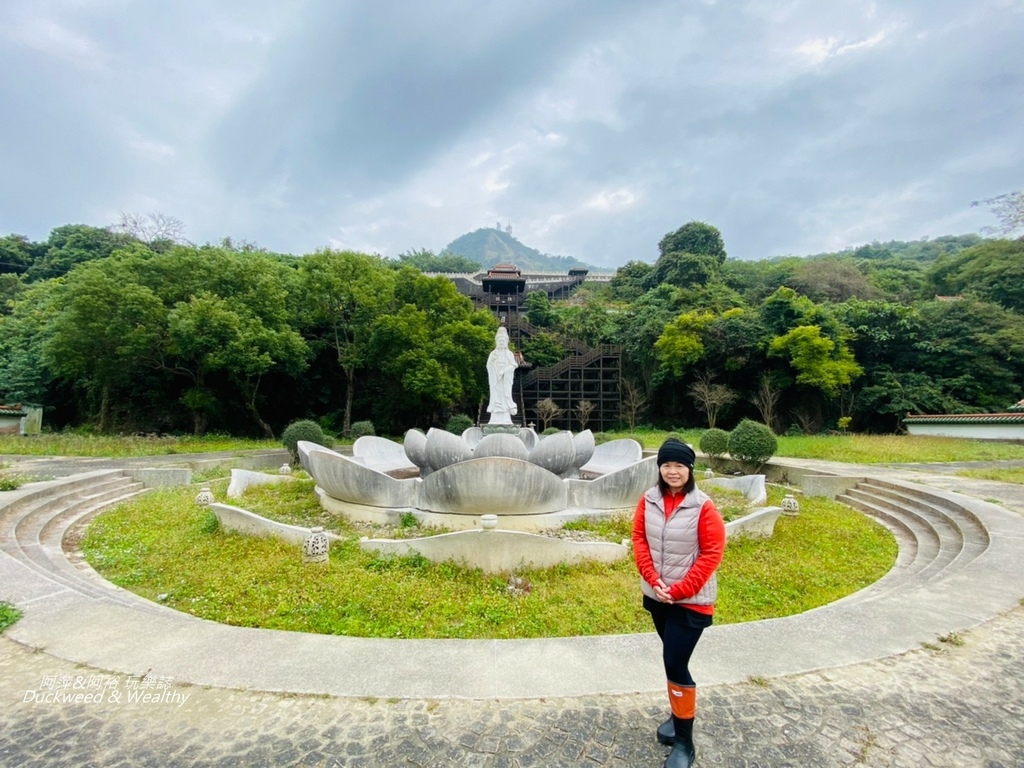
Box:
[1,474,153,609]
[841,489,955,578]
[836,491,943,595]
[825,500,923,606]
[37,489,152,601]
[853,480,991,576]
[858,479,991,549]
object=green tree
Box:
[396,248,481,273]
[369,271,494,430]
[648,251,720,289]
[610,284,683,394]
[768,325,862,399]
[608,260,653,302]
[657,221,727,263]
[167,293,307,437]
[25,225,136,282]
[523,290,556,327]
[926,239,1024,314]
[43,265,165,432]
[299,250,396,435]
[790,258,880,303]
[520,331,564,368]
[911,299,1024,413]
[0,281,60,406]
[655,311,714,378]
[553,294,613,347]
[0,234,44,275]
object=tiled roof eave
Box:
[904,413,1024,425]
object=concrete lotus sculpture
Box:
[404,427,595,478]
[299,430,656,532]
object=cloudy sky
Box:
[1,1,1022,267]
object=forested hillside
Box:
[442,227,594,272]
[0,219,1021,436]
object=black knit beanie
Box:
[657,438,695,468]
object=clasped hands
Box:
[653,578,674,603]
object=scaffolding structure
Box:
[446,264,622,431]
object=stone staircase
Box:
[0,470,157,613]
[833,478,992,606]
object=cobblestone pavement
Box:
[2,605,1022,768]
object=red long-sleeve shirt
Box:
[632,491,726,615]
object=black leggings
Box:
[644,595,712,686]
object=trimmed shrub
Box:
[727,419,778,471]
[699,428,730,469]
[281,419,326,463]
[542,427,560,435]
[349,421,376,439]
[445,414,474,434]
[592,432,611,445]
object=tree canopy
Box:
[0,217,1020,436]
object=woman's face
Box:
[660,461,690,492]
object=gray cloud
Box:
[0,0,1021,265]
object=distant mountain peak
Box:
[443,227,596,272]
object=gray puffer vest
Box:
[640,485,718,606]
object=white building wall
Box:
[905,423,1024,440]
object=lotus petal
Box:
[403,429,428,468]
[462,427,484,448]
[528,430,577,476]
[572,430,596,468]
[297,440,342,474]
[567,455,658,509]
[354,435,417,473]
[425,427,473,471]
[307,447,417,508]
[419,457,567,515]
[517,428,538,451]
[473,432,530,461]
[579,438,643,475]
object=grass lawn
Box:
[5,430,1023,465]
[81,481,896,639]
[607,429,1024,464]
[0,433,281,458]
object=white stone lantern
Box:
[303,527,330,563]
[782,494,800,516]
[195,487,214,507]
[279,463,292,474]
[704,468,715,479]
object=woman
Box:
[633,438,726,768]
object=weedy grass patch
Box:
[82,481,896,639]
[956,467,1024,486]
[0,601,22,631]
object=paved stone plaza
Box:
[2,605,1022,767]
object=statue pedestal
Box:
[482,424,519,436]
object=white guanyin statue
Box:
[486,326,518,425]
